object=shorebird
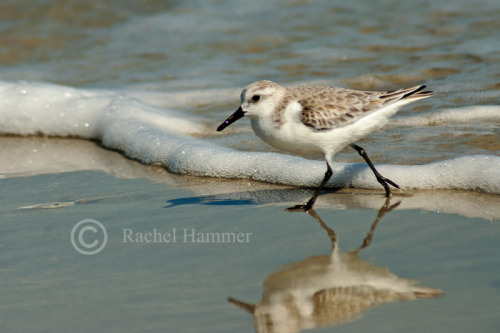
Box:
[217,80,432,210]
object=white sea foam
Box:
[0,81,206,138]
[0,81,499,195]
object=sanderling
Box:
[217,80,433,211]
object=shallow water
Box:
[0,169,499,332]
[1,1,500,332]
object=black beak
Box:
[216,107,246,132]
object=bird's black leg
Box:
[350,144,400,197]
[287,162,333,212]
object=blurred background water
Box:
[2,0,499,91]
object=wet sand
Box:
[0,139,499,332]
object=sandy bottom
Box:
[0,138,499,332]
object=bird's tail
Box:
[411,286,445,299]
[381,85,433,102]
[395,286,444,300]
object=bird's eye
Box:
[251,95,260,102]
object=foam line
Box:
[1,81,499,195]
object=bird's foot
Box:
[377,176,401,197]
[285,202,313,212]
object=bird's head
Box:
[217,80,286,131]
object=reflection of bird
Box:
[217,80,433,211]
[228,199,443,333]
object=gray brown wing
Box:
[294,85,431,131]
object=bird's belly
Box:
[251,120,325,156]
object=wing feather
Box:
[294,85,432,131]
